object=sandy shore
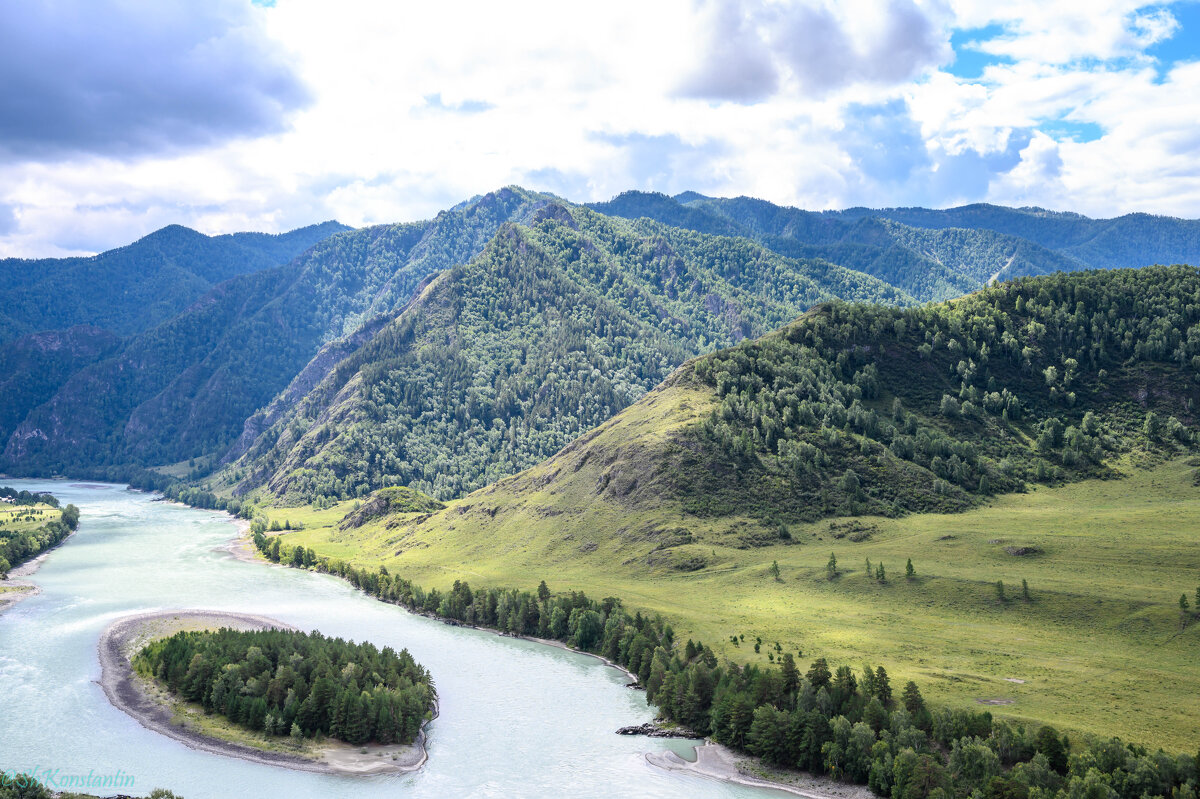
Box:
[98,610,429,775]
[647,741,876,799]
[0,582,39,613]
[216,517,263,565]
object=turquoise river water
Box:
[0,481,780,798]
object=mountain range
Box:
[3,187,1198,508]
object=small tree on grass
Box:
[826,552,838,580]
[996,581,1006,603]
[906,558,915,579]
[1022,579,1030,601]
[876,563,887,583]
[770,560,781,582]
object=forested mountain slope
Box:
[374,265,1199,539]
[222,201,911,503]
[0,326,121,451]
[0,221,349,343]
[0,188,554,475]
[590,192,1084,302]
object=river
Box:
[0,481,776,799]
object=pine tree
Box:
[906,558,915,579]
[1022,579,1030,601]
[781,653,800,695]
[770,560,781,582]
[996,580,1006,602]
[344,693,370,745]
[875,666,892,707]
[826,552,838,580]
[876,563,886,583]
[807,658,832,689]
[902,681,925,715]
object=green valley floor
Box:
[266,459,1200,751]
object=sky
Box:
[2,0,1199,257]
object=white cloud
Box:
[0,0,1197,258]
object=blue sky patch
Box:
[946,25,1012,79]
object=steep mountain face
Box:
[590,192,1085,302]
[0,326,121,447]
[223,202,912,503]
[0,221,349,343]
[374,266,1199,548]
[829,203,1200,270]
[0,189,555,475]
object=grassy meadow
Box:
[268,453,1200,751]
[0,502,61,533]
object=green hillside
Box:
[221,201,910,503]
[270,267,1200,749]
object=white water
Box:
[0,481,773,799]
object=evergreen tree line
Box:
[253,531,1200,799]
[132,626,434,747]
[0,500,79,577]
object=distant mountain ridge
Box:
[0,220,350,343]
[2,189,559,474]
[591,192,1200,301]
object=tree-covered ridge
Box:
[678,266,1200,523]
[0,221,349,344]
[0,189,555,477]
[0,490,79,577]
[591,191,1085,302]
[133,627,434,746]
[224,203,911,503]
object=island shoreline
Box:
[98,609,431,776]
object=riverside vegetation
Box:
[132,627,434,746]
[248,527,1200,799]
[0,487,79,577]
